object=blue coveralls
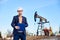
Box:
[11,15,28,40]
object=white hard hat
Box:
[17,7,23,11]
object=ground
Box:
[0,36,60,40]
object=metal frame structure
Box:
[34,11,49,36]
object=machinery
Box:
[59,27,60,33]
[34,11,49,36]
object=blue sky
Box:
[0,0,60,36]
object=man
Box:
[11,7,28,40]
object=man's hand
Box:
[15,26,20,29]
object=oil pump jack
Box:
[34,11,49,36]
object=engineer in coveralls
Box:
[11,7,28,40]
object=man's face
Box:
[17,10,23,15]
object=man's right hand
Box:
[15,26,20,29]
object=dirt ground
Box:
[0,36,60,40]
[27,36,60,40]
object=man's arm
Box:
[11,16,15,28]
[25,17,28,27]
[11,16,20,29]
